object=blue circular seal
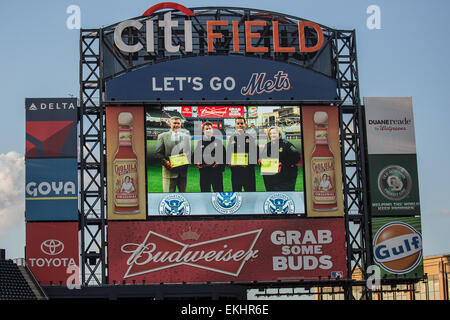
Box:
[211,192,242,214]
[159,194,191,216]
[264,193,295,214]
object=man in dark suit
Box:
[226,117,258,192]
[155,116,190,192]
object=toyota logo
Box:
[41,239,64,256]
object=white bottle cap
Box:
[313,111,328,124]
[118,112,133,125]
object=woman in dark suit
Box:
[260,126,301,191]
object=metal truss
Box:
[79,29,106,285]
[78,7,374,298]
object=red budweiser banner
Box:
[108,219,347,284]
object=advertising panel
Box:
[106,107,146,220]
[302,106,344,217]
[372,217,424,278]
[146,106,304,216]
[108,218,347,284]
[105,56,337,102]
[364,97,416,155]
[25,98,77,158]
[25,158,78,221]
[368,154,420,216]
[364,97,420,216]
[26,222,79,285]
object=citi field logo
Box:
[373,222,422,275]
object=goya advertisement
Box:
[108,218,347,284]
[106,107,147,220]
[302,106,344,217]
[25,158,78,221]
[372,217,423,278]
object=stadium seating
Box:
[0,259,39,300]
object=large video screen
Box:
[145,106,305,216]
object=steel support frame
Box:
[79,20,372,299]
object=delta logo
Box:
[373,222,422,275]
[26,120,76,158]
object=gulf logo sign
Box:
[373,221,422,275]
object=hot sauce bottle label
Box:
[118,129,132,146]
[314,127,328,144]
[311,156,337,205]
[113,158,139,208]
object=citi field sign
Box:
[114,2,324,55]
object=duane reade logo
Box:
[367,117,412,132]
[26,181,77,199]
[373,222,422,274]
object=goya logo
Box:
[263,193,295,215]
[159,194,191,216]
[211,192,242,214]
[26,181,77,200]
[373,222,422,274]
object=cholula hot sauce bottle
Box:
[311,111,337,211]
[112,112,139,214]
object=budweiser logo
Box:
[120,229,262,278]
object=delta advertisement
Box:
[364,97,421,216]
[302,106,344,217]
[25,98,78,158]
[372,217,423,278]
[26,222,79,285]
[107,218,347,284]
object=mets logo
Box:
[264,193,295,214]
[373,221,422,275]
[159,194,191,216]
[211,192,242,214]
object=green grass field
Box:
[146,139,303,193]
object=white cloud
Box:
[0,152,25,237]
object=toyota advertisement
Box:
[26,222,79,285]
[108,218,347,284]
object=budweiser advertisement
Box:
[26,222,79,285]
[108,218,347,284]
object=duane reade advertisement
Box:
[364,97,417,155]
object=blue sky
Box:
[0,0,449,259]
